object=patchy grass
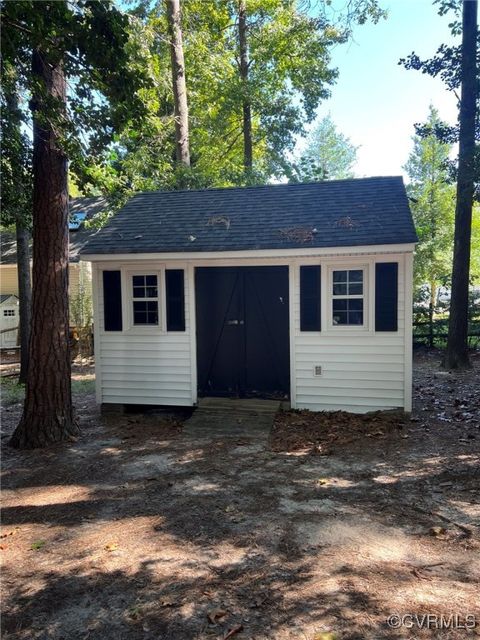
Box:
[0,378,25,406]
[71,376,95,395]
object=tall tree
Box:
[238,0,253,175]
[2,0,150,448]
[400,0,480,367]
[290,114,358,182]
[1,68,32,385]
[166,0,190,168]
[81,0,385,195]
[11,46,78,448]
[444,0,478,368]
[404,106,455,309]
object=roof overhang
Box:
[81,242,416,263]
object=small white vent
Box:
[314,365,322,376]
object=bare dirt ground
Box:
[1,352,479,640]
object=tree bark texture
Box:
[238,0,253,174]
[10,47,78,448]
[15,220,32,384]
[444,0,478,369]
[166,0,190,167]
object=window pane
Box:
[333,283,347,295]
[349,299,363,311]
[146,286,158,298]
[133,300,158,325]
[333,270,347,283]
[133,286,144,298]
[349,311,363,325]
[134,301,146,312]
[134,310,147,324]
[349,270,363,283]
[348,282,363,295]
[146,275,157,286]
[132,275,144,286]
[333,299,347,311]
[333,311,348,325]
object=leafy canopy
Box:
[288,114,358,182]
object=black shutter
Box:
[103,270,122,331]
[300,265,321,331]
[166,269,185,331]
[375,262,398,331]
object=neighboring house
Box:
[81,177,417,413]
[0,197,107,329]
[0,294,19,348]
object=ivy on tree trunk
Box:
[10,47,78,448]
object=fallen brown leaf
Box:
[208,609,228,624]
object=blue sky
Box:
[298,0,461,180]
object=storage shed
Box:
[0,294,19,349]
[81,177,417,413]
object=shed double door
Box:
[196,266,290,398]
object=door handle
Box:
[227,319,239,325]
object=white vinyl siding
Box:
[0,263,91,302]
[293,254,407,413]
[0,266,19,297]
[91,248,412,413]
[94,263,192,406]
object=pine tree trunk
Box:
[16,220,31,385]
[10,47,78,449]
[238,0,253,175]
[166,0,190,167]
[444,0,478,369]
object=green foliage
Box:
[70,263,93,328]
[0,0,153,205]
[80,0,385,198]
[399,2,480,200]
[0,65,32,228]
[289,114,358,182]
[405,106,456,302]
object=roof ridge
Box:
[128,176,404,198]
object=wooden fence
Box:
[413,316,480,348]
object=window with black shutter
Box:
[300,265,321,331]
[103,270,123,331]
[166,269,185,331]
[375,262,398,331]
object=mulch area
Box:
[270,409,407,454]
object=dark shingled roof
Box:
[1,197,107,265]
[80,177,416,256]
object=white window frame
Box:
[124,268,165,332]
[327,264,369,331]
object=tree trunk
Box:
[443,0,478,369]
[10,47,78,449]
[166,0,190,167]
[15,220,31,384]
[238,0,253,175]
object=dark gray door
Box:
[195,266,290,398]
